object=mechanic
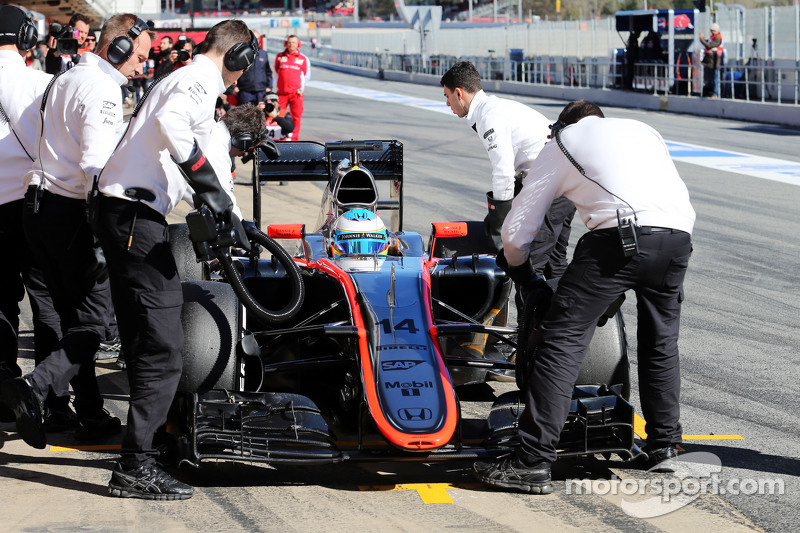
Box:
[440,61,575,279]
[472,100,696,493]
[0,5,63,425]
[206,102,267,218]
[236,30,272,105]
[0,15,153,448]
[44,13,91,74]
[274,35,309,140]
[95,19,255,500]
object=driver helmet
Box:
[331,209,389,271]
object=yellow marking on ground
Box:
[49,444,122,452]
[634,414,743,441]
[359,482,483,504]
[682,434,744,440]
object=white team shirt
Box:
[206,121,242,219]
[466,90,552,201]
[24,52,126,199]
[502,116,696,267]
[99,54,227,216]
[0,51,52,205]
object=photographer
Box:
[153,35,193,78]
[258,92,293,142]
[44,13,90,74]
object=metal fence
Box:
[277,4,800,105]
[272,37,800,106]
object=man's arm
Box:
[274,113,294,136]
[478,115,516,201]
[78,80,124,183]
[501,143,566,267]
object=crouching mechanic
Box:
[206,102,267,216]
[1,14,152,447]
[440,61,575,279]
[94,19,257,500]
[472,100,696,493]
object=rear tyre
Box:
[516,294,629,399]
[169,223,207,282]
[178,280,241,393]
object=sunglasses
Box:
[86,38,96,42]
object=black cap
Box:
[0,5,27,46]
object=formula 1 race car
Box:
[164,140,638,467]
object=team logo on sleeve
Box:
[483,128,494,139]
[102,101,116,109]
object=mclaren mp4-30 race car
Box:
[164,140,639,468]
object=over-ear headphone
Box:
[223,31,258,72]
[0,6,38,50]
[231,126,267,152]
[18,14,38,51]
[106,18,149,65]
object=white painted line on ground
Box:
[308,80,800,186]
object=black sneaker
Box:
[96,336,122,361]
[0,377,46,449]
[75,409,122,441]
[43,405,80,432]
[473,454,553,494]
[108,462,194,500]
[641,444,679,473]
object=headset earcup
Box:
[224,42,255,72]
[19,20,38,51]
[107,36,133,65]
[231,131,254,152]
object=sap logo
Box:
[381,360,422,371]
[385,381,434,389]
[398,408,432,421]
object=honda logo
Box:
[397,408,432,421]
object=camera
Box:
[48,22,79,57]
[173,35,190,63]
[263,94,279,114]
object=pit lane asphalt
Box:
[2,68,798,532]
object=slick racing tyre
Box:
[168,223,207,282]
[178,280,241,393]
[516,288,629,398]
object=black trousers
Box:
[96,196,183,467]
[23,190,109,417]
[518,227,692,462]
[0,199,60,375]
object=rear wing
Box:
[255,140,404,231]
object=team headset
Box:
[223,31,259,72]
[106,18,150,65]
[3,7,38,51]
[231,126,267,152]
